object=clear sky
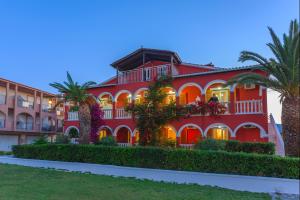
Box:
[0,0,299,122]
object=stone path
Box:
[0,156,299,196]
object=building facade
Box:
[0,78,64,151]
[64,48,269,147]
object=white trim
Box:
[65,126,79,136]
[113,125,133,137]
[204,123,233,137]
[133,88,148,100]
[132,128,139,137]
[233,122,267,138]
[204,80,227,94]
[177,123,203,137]
[98,92,114,102]
[178,82,204,95]
[98,125,113,135]
[259,86,265,96]
[230,83,238,92]
[115,90,132,102]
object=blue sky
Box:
[0,0,298,94]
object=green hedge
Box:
[195,139,275,155]
[12,144,299,179]
[225,140,275,155]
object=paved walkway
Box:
[0,156,299,195]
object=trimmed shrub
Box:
[96,136,117,146]
[195,139,275,155]
[12,144,299,179]
[225,140,275,155]
[195,139,226,151]
[55,134,70,144]
[33,135,48,145]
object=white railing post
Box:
[68,111,79,121]
[235,100,263,114]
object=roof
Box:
[0,77,56,96]
[111,48,182,71]
[173,65,261,78]
[89,65,261,89]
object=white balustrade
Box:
[102,109,113,119]
[117,64,171,84]
[68,111,79,121]
[235,100,263,114]
[118,143,131,147]
[179,144,194,149]
[116,108,131,119]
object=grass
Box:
[0,151,12,155]
[0,164,271,200]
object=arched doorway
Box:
[41,116,56,132]
[114,125,132,146]
[115,90,132,119]
[160,125,177,146]
[162,87,176,105]
[234,122,267,142]
[98,126,113,140]
[179,124,203,147]
[134,88,148,104]
[99,93,113,119]
[178,83,203,105]
[205,123,232,140]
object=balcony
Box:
[0,94,6,105]
[68,111,79,121]
[117,64,171,84]
[235,100,263,114]
[103,109,113,119]
[115,108,131,119]
[17,99,34,109]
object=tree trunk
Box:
[78,103,91,144]
[282,97,300,157]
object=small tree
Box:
[90,104,104,144]
[126,76,185,146]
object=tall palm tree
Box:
[50,72,96,144]
[227,20,299,157]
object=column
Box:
[112,101,116,119]
[5,82,9,105]
[229,91,235,114]
[13,85,18,131]
[39,93,43,131]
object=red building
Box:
[64,48,269,147]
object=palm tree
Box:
[227,20,299,157]
[50,72,96,144]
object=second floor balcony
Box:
[117,64,171,84]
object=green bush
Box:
[12,144,299,179]
[55,134,70,144]
[33,135,48,145]
[225,140,275,155]
[96,136,117,146]
[0,151,12,155]
[195,139,275,155]
[195,139,226,151]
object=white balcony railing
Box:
[0,94,6,104]
[179,144,194,149]
[235,100,263,114]
[117,64,171,84]
[118,143,131,147]
[68,111,79,121]
[115,109,131,119]
[103,109,113,119]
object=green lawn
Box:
[0,164,270,200]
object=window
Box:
[144,68,152,81]
[210,88,229,102]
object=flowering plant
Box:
[184,97,227,116]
